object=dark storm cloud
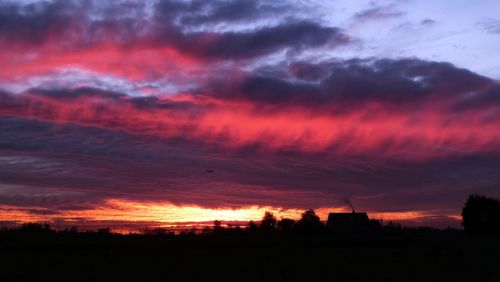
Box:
[156,0,285,25]
[0,0,77,45]
[0,0,350,60]
[23,86,168,108]
[205,58,498,112]
[173,21,349,59]
[153,0,350,59]
[28,87,126,100]
[453,84,500,112]
[0,87,198,118]
[0,0,161,46]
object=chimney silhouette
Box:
[344,197,355,213]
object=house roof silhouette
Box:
[326,211,381,235]
[327,212,369,224]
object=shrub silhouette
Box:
[462,194,500,236]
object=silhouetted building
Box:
[327,211,381,235]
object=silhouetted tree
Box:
[97,227,111,235]
[247,220,258,233]
[462,194,500,236]
[260,211,277,231]
[277,218,295,232]
[295,209,325,235]
[187,228,198,236]
[382,221,403,236]
[213,220,223,232]
[144,228,172,236]
[21,223,53,233]
[69,226,78,233]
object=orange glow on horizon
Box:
[0,199,460,228]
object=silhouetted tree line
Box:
[0,209,331,240]
[245,209,327,235]
[0,213,450,240]
[2,194,499,239]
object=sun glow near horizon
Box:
[0,199,460,229]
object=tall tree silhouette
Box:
[260,211,277,231]
[462,194,500,236]
[277,218,295,232]
[295,209,325,235]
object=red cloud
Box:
[0,44,201,82]
[1,89,498,161]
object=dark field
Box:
[1,231,499,282]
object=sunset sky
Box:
[1,0,499,229]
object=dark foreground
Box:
[1,230,499,282]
